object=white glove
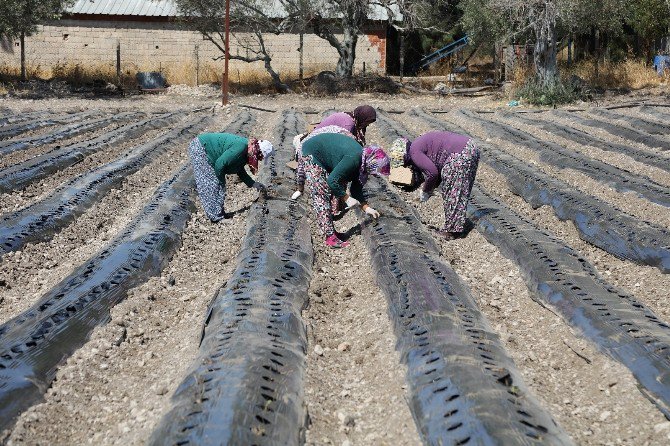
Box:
[364,206,380,218]
[345,196,360,208]
[291,190,302,200]
[418,190,431,202]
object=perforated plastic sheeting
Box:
[503,111,670,171]
[469,186,670,418]
[458,109,670,209]
[0,112,142,157]
[547,110,670,152]
[0,110,102,141]
[149,110,314,446]
[409,109,670,273]
[0,112,181,193]
[357,178,573,445]
[589,108,670,136]
[0,165,197,432]
[638,106,670,126]
[0,114,211,257]
[0,110,50,126]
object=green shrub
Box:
[515,76,584,106]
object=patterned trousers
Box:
[303,156,339,237]
[440,140,480,232]
[187,138,227,222]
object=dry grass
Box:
[565,59,668,90]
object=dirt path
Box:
[303,212,420,446]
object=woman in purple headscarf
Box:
[300,132,390,248]
[390,131,480,240]
[314,105,377,145]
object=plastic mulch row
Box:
[0,110,256,432]
[469,186,670,418]
[0,111,182,193]
[0,113,211,256]
[459,109,670,209]
[410,109,670,273]
[149,110,314,445]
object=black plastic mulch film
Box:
[638,106,670,127]
[547,109,670,153]
[589,108,670,136]
[0,110,102,141]
[0,166,194,431]
[0,109,49,126]
[458,109,670,209]
[502,110,670,172]
[0,111,183,193]
[149,109,313,446]
[410,109,670,273]
[0,111,141,157]
[468,187,670,418]
[367,112,572,445]
[0,110,254,432]
[0,113,210,257]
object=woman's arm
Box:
[409,147,439,194]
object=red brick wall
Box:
[366,27,387,70]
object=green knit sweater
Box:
[197,133,255,188]
[301,132,365,202]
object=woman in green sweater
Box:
[187,133,274,221]
[301,132,390,248]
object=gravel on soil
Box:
[497,111,670,187]
[0,115,223,325]
[303,211,421,446]
[371,113,670,445]
[447,112,670,229]
[1,92,670,445]
[1,125,171,212]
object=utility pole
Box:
[222,0,230,106]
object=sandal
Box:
[325,234,350,248]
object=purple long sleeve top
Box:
[315,112,356,134]
[408,131,471,194]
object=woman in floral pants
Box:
[301,132,390,248]
[390,131,480,240]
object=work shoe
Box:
[325,234,349,248]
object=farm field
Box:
[0,92,669,445]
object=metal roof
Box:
[66,0,399,20]
[67,0,178,17]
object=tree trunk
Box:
[20,31,26,81]
[399,30,405,79]
[533,11,558,87]
[336,27,357,77]
[299,32,304,81]
[264,57,291,93]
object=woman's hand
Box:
[291,190,302,200]
[363,204,380,218]
[344,194,360,208]
[418,189,431,202]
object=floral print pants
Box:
[303,156,340,237]
[187,138,227,222]
[440,140,480,232]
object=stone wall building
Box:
[0,0,394,84]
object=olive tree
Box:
[175,0,309,92]
[0,0,74,80]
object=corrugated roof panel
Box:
[67,0,179,17]
[67,0,392,19]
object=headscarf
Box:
[389,137,411,169]
[350,105,376,144]
[359,145,390,185]
[247,138,274,174]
